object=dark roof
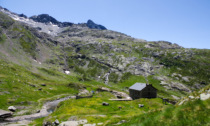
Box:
[129,83,146,91]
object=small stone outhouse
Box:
[129,83,157,100]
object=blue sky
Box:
[1,0,210,49]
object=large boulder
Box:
[8,106,16,112]
[0,109,13,120]
[200,93,210,100]
[54,119,59,125]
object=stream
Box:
[0,96,76,125]
[0,87,129,125]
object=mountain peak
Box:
[29,14,73,27]
[86,19,107,30]
[29,14,59,24]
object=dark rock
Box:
[117,95,122,99]
[35,27,42,30]
[200,81,206,85]
[29,84,36,87]
[30,14,59,25]
[36,110,40,113]
[29,14,73,28]
[102,102,109,106]
[0,109,13,120]
[41,84,46,86]
[38,88,42,91]
[59,22,73,27]
[43,121,52,126]
[173,55,181,59]
[86,20,107,30]
[54,119,59,125]
[138,104,144,108]
[117,120,127,124]
[18,13,27,18]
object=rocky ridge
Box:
[0,6,209,126]
[0,6,106,36]
[0,6,209,98]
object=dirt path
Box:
[0,96,76,125]
[0,87,130,125]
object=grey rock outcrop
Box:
[8,106,16,112]
[54,119,59,125]
[86,20,107,30]
[200,93,210,100]
[182,77,190,82]
[171,82,191,92]
[102,102,109,106]
[29,14,73,27]
[0,109,13,120]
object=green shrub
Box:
[109,72,119,83]
[120,72,132,82]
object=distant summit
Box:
[86,19,107,30]
[30,14,59,24]
[0,6,107,31]
[29,14,106,30]
[29,14,73,27]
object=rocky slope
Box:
[0,6,209,96]
[0,6,209,125]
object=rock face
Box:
[30,14,59,24]
[29,14,73,27]
[86,20,107,30]
[0,109,13,119]
[18,13,27,18]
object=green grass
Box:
[0,60,78,110]
[158,49,210,86]
[0,12,14,28]
[0,33,7,43]
[12,26,37,58]
[111,74,185,99]
[0,59,111,114]
[121,99,210,126]
[39,92,165,125]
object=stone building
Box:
[129,83,157,100]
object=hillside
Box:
[0,7,209,126]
